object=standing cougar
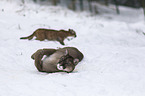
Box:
[31,47,84,73]
[20,28,77,45]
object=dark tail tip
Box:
[20,37,26,39]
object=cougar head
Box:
[69,29,77,37]
[57,49,79,73]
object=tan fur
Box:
[20,28,77,45]
[31,47,84,73]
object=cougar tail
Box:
[20,32,35,40]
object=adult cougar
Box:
[31,47,84,73]
[20,28,77,45]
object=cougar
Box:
[20,28,77,45]
[31,47,84,73]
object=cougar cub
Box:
[20,28,77,45]
[31,47,84,73]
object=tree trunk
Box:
[33,0,37,2]
[139,0,145,18]
[88,0,92,12]
[105,0,109,6]
[52,0,57,6]
[80,0,84,11]
[94,5,99,14]
[72,0,76,11]
[113,0,120,14]
[141,0,145,20]
[22,0,25,4]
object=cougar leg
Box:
[57,37,65,45]
[28,37,33,40]
[31,49,57,72]
[31,49,44,72]
[31,49,43,59]
[35,38,45,41]
[59,41,65,45]
[42,49,57,56]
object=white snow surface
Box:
[0,1,145,96]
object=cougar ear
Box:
[65,49,69,56]
[73,59,79,65]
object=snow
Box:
[0,0,145,96]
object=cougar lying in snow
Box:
[20,28,77,45]
[31,47,84,73]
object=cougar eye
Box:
[60,56,65,61]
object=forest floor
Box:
[0,1,145,96]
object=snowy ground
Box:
[0,0,145,96]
